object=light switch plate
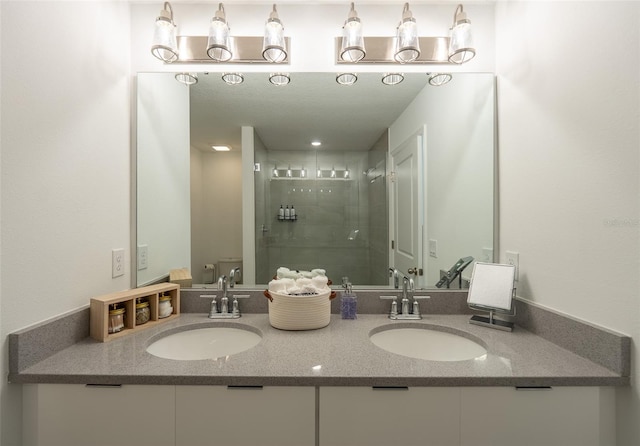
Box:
[112,248,125,278]
[137,245,148,270]
[505,251,519,281]
[482,248,493,263]
[428,239,438,258]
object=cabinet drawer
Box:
[176,385,315,446]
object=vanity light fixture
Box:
[340,3,365,63]
[207,3,232,62]
[394,3,420,63]
[263,4,288,63]
[317,168,322,178]
[330,167,337,178]
[336,73,358,86]
[269,73,290,86]
[301,168,307,178]
[428,73,452,86]
[222,72,244,85]
[286,166,293,177]
[381,73,404,85]
[344,168,350,179]
[448,4,475,64]
[175,72,198,85]
[151,2,179,63]
[273,166,279,177]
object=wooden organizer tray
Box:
[90,283,180,342]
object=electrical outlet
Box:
[112,248,125,278]
[505,251,519,281]
[482,248,493,263]
[428,239,438,258]
[137,245,148,270]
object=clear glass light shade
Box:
[341,19,365,62]
[222,73,244,85]
[428,73,452,86]
[151,17,178,63]
[448,22,475,64]
[175,72,198,85]
[263,20,287,63]
[207,18,232,62]
[395,19,420,63]
[269,73,290,86]
[336,73,357,86]
[381,73,404,86]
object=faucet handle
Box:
[232,294,251,299]
[380,295,398,318]
[230,295,250,317]
[201,294,218,318]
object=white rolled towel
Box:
[296,278,312,288]
[276,267,290,279]
[311,275,329,291]
[311,269,326,277]
[268,279,287,294]
[299,270,313,278]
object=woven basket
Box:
[264,289,336,330]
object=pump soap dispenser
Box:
[340,277,357,319]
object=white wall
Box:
[137,73,191,285]
[0,2,132,444]
[495,2,640,445]
[390,74,495,285]
[190,149,243,284]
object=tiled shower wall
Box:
[256,141,388,285]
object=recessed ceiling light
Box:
[311,141,322,147]
[212,145,231,151]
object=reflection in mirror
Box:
[136,72,495,289]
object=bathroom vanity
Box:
[10,291,628,446]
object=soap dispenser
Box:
[340,277,357,319]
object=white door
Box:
[390,128,425,286]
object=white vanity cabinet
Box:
[21,384,616,446]
[460,387,615,446]
[318,386,461,446]
[22,384,175,446]
[175,385,315,446]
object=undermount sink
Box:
[369,326,487,361]
[147,326,262,360]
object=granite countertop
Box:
[10,313,627,387]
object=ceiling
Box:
[188,72,430,153]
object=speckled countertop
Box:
[11,313,626,387]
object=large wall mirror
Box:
[136,72,495,289]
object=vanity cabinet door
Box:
[319,386,461,446]
[23,384,175,446]
[460,387,615,446]
[175,385,315,446]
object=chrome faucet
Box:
[218,275,229,314]
[401,277,414,316]
[380,273,430,320]
[205,275,249,319]
[229,267,241,288]
[389,268,400,289]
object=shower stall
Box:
[254,134,389,286]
